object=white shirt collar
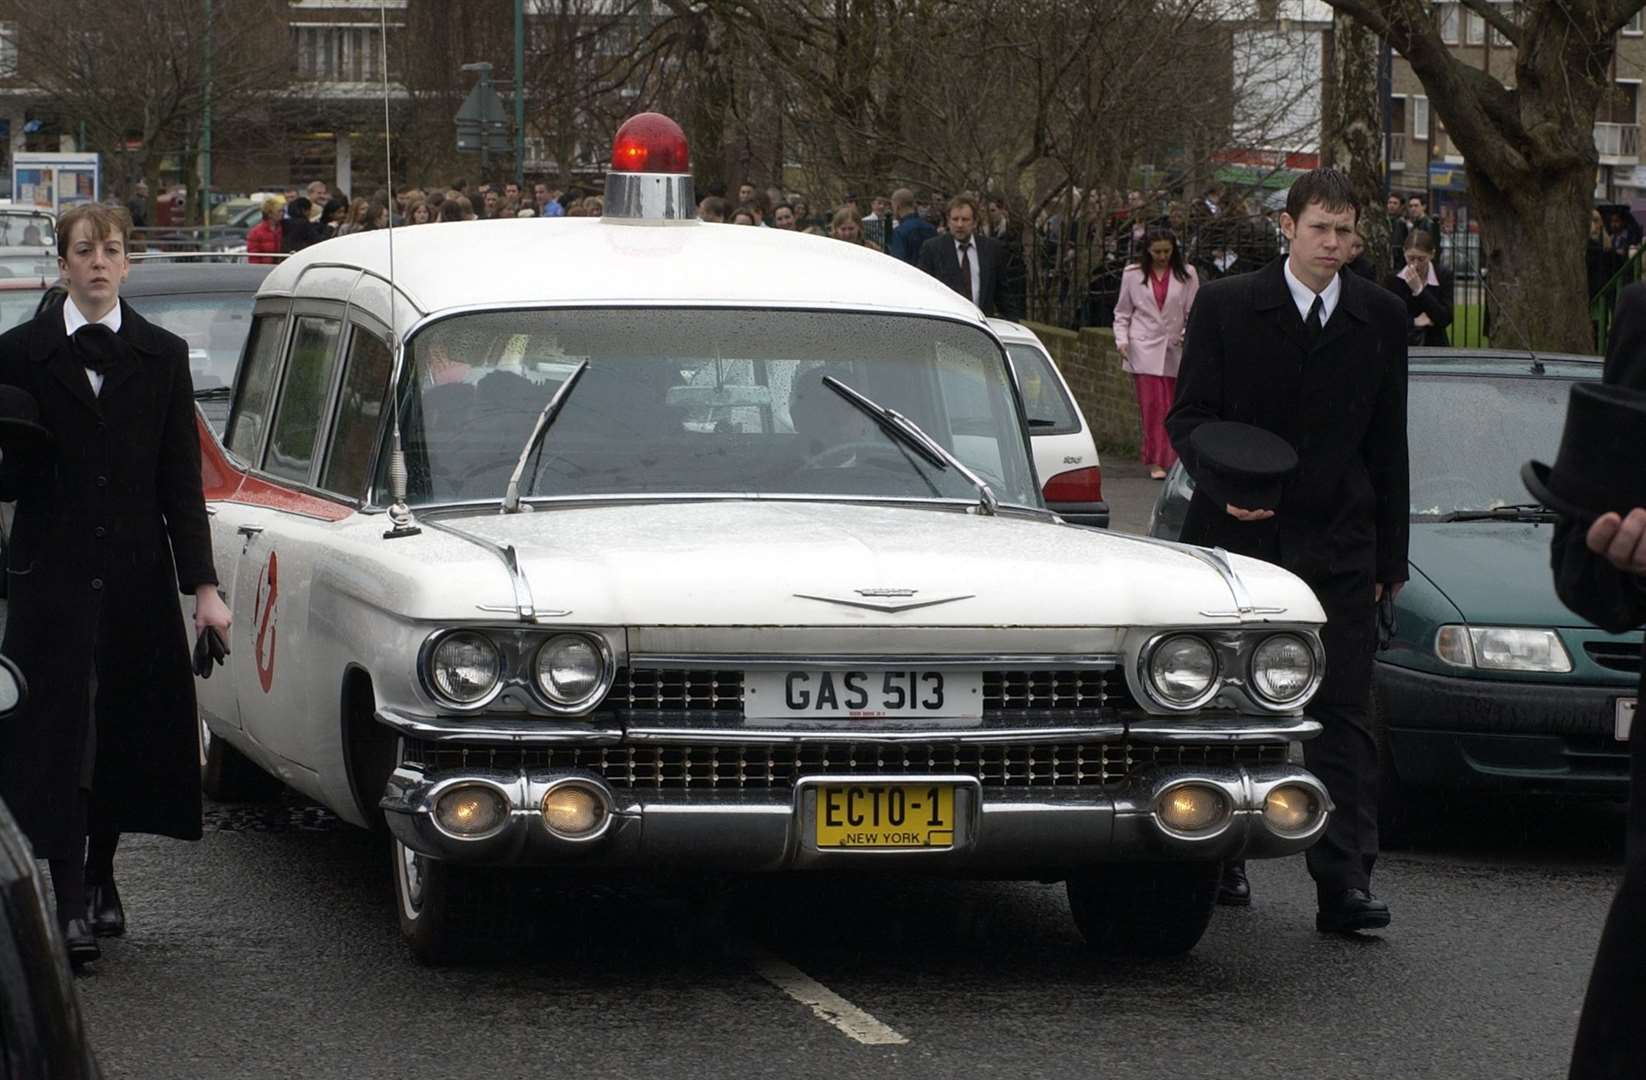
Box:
[1282,256,1341,325]
[63,296,122,337]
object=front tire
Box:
[1066,862,1220,957]
[392,837,462,966]
[200,716,285,802]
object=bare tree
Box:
[1323,0,1646,350]
[1,0,292,221]
[1321,8,1389,269]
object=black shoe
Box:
[1216,861,1251,907]
[1315,888,1391,934]
[87,879,125,937]
[62,917,101,969]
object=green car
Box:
[1149,348,1640,840]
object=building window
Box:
[1466,10,1486,44]
[1490,2,1515,45]
[1438,3,1460,44]
[1414,96,1430,140]
[0,22,16,79]
[1628,11,1644,34]
[294,24,389,83]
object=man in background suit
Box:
[1557,281,1646,1080]
[916,193,1000,316]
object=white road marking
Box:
[751,950,910,1046]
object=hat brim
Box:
[1521,460,1602,523]
[0,416,54,453]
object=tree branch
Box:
[1456,0,1521,46]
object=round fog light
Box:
[542,783,608,838]
[1264,785,1321,834]
[1157,784,1230,833]
[434,785,508,838]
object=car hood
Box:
[1409,521,1573,626]
[416,500,1323,631]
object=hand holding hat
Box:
[1188,421,1299,520]
[0,385,55,458]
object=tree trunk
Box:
[1323,13,1389,270]
[1469,163,1594,351]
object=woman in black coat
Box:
[0,204,231,967]
[1381,228,1454,347]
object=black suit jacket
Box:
[1381,266,1454,347]
[1551,281,1646,634]
[1166,258,1410,614]
[916,233,1000,315]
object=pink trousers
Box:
[1132,373,1178,469]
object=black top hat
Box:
[1522,382,1646,522]
[1189,421,1299,511]
[0,385,54,454]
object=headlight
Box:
[428,631,501,705]
[534,634,608,708]
[1434,625,1573,673]
[1147,634,1218,707]
[1249,634,1316,705]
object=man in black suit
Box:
[1166,168,1410,933]
[1555,282,1646,1080]
[916,194,1000,316]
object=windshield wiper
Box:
[1439,502,1558,523]
[501,360,589,514]
[822,375,998,516]
[193,386,232,400]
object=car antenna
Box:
[378,0,420,540]
[1480,271,1544,374]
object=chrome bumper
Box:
[380,762,1330,873]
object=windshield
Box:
[385,308,1039,507]
[137,294,257,393]
[0,287,47,330]
[1409,372,1585,517]
[1007,343,1079,433]
[0,212,54,249]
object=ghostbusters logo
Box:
[254,550,280,693]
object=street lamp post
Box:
[202,0,213,242]
[514,0,524,187]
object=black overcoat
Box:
[1380,266,1454,347]
[1166,258,1409,702]
[0,297,216,860]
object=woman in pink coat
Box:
[1113,227,1199,478]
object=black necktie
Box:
[71,323,124,375]
[1306,295,1324,346]
[958,242,974,303]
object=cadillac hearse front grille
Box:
[402,739,1286,790]
[610,667,1138,718]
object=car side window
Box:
[1007,345,1080,434]
[264,316,343,483]
[224,314,287,462]
[321,326,393,498]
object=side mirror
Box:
[0,654,25,719]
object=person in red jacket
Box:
[244,195,284,264]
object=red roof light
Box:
[610,113,691,174]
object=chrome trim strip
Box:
[375,708,623,743]
[793,592,976,613]
[390,492,1057,520]
[421,518,539,620]
[1125,716,1323,744]
[626,653,1122,670]
[622,724,1129,746]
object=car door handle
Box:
[236,524,264,538]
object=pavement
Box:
[35,470,1632,1079]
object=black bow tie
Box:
[71,324,124,375]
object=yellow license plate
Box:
[815,783,955,848]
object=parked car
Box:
[0,277,53,331]
[989,319,1108,528]
[1149,347,1641,840]
[0,655,103,1078]
[193,114,1336,964]
[123,261,273,433]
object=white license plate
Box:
[743,669,983,721]
[1619,698,1636,742]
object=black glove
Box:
[192,626,229,679]
[1376,590,1398,651]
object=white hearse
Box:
[194,114,1332,962]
